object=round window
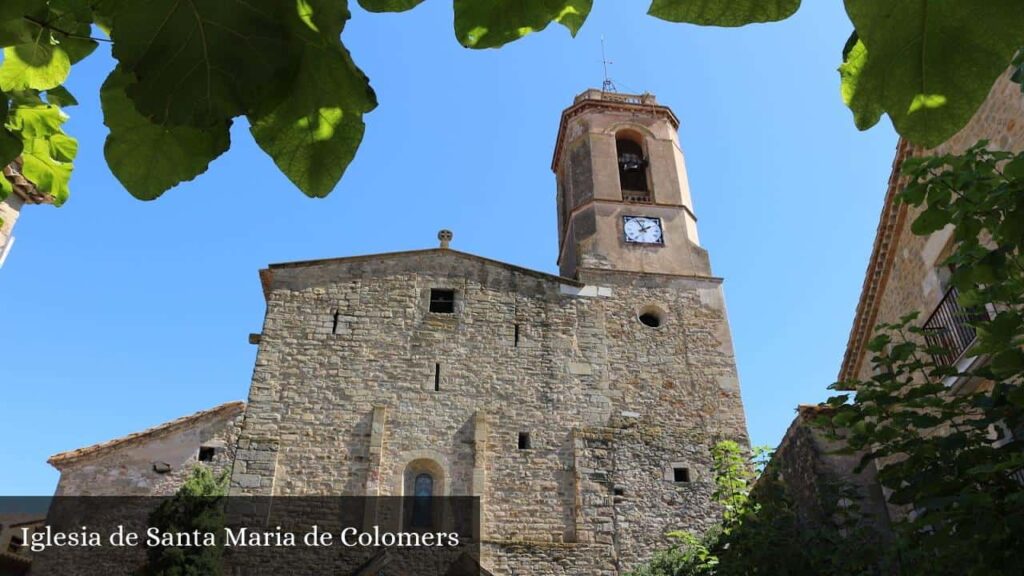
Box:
[637,305,666,328]
[638,312,661,328]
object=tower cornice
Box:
[551,90,680,172]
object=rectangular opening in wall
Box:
[429,289,455,313]
[332,311,340,334]
[673,467,690,483]
[514,323,520,347]
[434,363,441,391]
[518,432,531,450]
[198,447,216,462]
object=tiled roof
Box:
[0,513,45,527]
[47,401,245,468]
[2,158,51,205]
[260,247,583,299]
[0,550,32,566]
[837,139,914,384]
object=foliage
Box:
[648,0,798,27]
[712,469,814,576]
[633,142,1024,576]
[624,442,748,576]
[627,529,719,576]
[99,68,230,201]
[0,0,90,210]
[840,2,1024,148]
[453,0,592,49]
[626,441,880,576]
[138,466,228,576]
[1,1,1022,209]
[823,142,1024,575]
[247,0,375,199]
[709,440,752,531]
[0,89,76,208]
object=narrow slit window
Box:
[514,324,520,347]
[198,447,216,462]
[518,432,531,450]
[429,289,455,313]
[434,363,441,391]
[673,467,690,483]
[332,311,340,334]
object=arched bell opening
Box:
[616,130,650,203]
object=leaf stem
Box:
[22,16,112,43]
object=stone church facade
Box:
[48,90,749,574]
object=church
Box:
[47,89,750,575]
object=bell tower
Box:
[552,90,711,280]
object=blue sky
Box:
[0,1,897,494]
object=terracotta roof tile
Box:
[47,401,245,468]
[837,139,914,385]
[3,158,51,205]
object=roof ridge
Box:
[47,401,245,468]
[837,138,914,384]
[261,248,584,295]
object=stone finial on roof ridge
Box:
[438,229,453,249]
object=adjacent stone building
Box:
[48,402,244,497]
[0,514,44,576]
[47,90,750,574]
[767,70,1024,550]
[840,70,1024,387]
[765,405,894,545]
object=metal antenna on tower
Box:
[601,36,617,93]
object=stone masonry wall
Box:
[231,249,748,574]
[769,408,893,541]
[0,193,24,264]
[851,70,1024,382]
[793,69,1024,560]
[52,409,243,496]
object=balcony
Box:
[922,286,989,368]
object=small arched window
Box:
[411,473,434,528]
[616,134,650,202]
[414,473,433,497]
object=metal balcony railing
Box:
[922,286,988,368]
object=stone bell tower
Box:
[552,90,710,280]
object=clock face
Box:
[623,216,664,244]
